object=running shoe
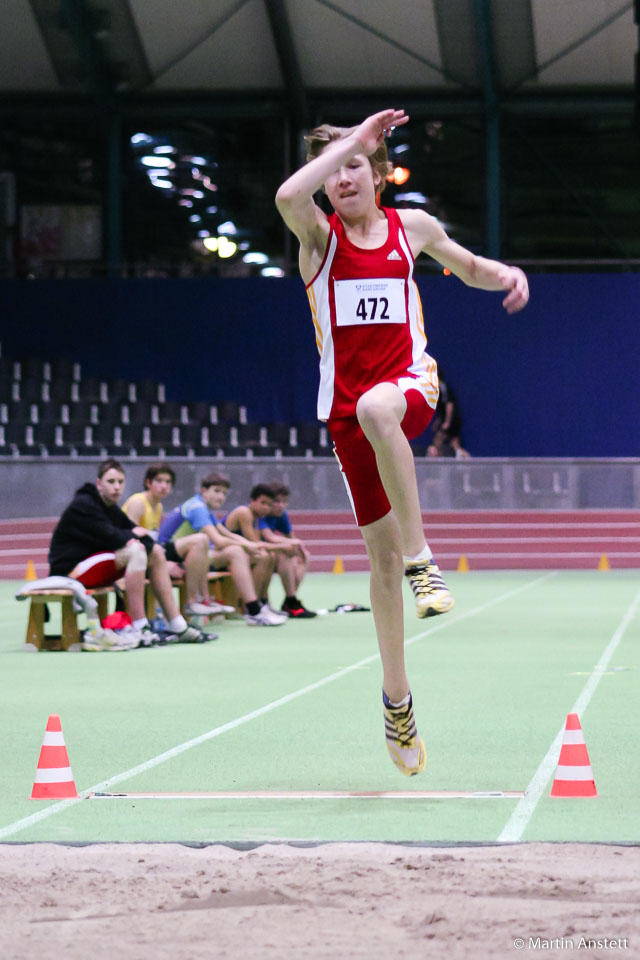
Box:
[185,599,235,616]
[81,625,138,652]
[281,597,317,619]
[245,604,287,627]
[382,691,426,777]
[404,558,455,619]
[166,624,213,643]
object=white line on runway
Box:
[497,586,640,844]
[0,572,554,840]
[89,790,525,800]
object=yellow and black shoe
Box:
[404,558,455,619]
[383,691,426,777]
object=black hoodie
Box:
[48,483,150,576]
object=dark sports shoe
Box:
[281,597,317,619]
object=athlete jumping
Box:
[276,109,529,776]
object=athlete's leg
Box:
[356,382,425,557]
[211,545,259,604]
[111,540,150,621]
[360,511,408,703]
[174,533,209,605]
[146,544,181,620]
[252,552,276,602]
[276,553,299,596]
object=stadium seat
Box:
[266,422,295,453]
[99,400,128,425]
[0,375,18,403]
[155,401,185,423]
[106,378,134,403]
[187,401,217,424]
[65,400,99,424]
[6,400,38,423]
[47,377,75,403]
[19,378,46,403]
[32,423,71,455]
[135,379,164,402]
[123,401,158,425]
[76,377,106,402]
[217,401,242,424]
[49,358,80,382]
[37,401,63,424]
[180,423,208,452]
[18,357,48,381]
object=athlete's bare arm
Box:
[275,109,408,284]
[399,209,529,314]
[123,498,145,524]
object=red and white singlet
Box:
[305,207,439,421]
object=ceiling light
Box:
[151,179,173,190]
[217,237,237,259]
[189,215,202,223]
[141,156,174,168]
[203,237,218,252]
[261,267,284,278]
[218,221,237,236]
[243,252,268,265]
[131,133,153,145]
[154,145,176,155]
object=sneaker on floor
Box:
[185,599,235,617]
[165,624,213,644]
[404,558,455,619]
[383,691,426,777]
[137,624,161,647]
[81,626,137,652]
[245,604,288,627]
[281,597,317,619]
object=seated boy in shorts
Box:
[122,461,216,618]
[158,472,287,627]
[48,458,205,649]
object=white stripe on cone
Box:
[562,730,585,745]
[555,765,594,781]
[42,732,66,746]
[34,767,74,783]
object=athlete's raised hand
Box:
[353,109,409,156]
[498,266,529,314]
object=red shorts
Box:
[329,387,434,527]
[71,552,125,588]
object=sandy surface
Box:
[1,842,637,959]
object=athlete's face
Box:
[251,495,274,518]
[201,484,228,510]
[270,497,287,517]
[146,473,173,502]
[324,152,381,216]
[96,468,125,505]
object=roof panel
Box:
[287,0,451,89]
[530,0,635,86]
[0,0,60,90]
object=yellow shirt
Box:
[121,492,162,533]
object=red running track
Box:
[1,511,640,579]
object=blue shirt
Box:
[263,510,292,535]
[158,494,218,542]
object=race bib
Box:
[334,278,406,326]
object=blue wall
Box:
[2,274,639,456]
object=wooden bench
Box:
[23,587,115,652]
[159,571,242,618]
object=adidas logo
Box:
[387,249,402,261]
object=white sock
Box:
[403,543,433,565]
[169,615,187,632]
[133,617,149,630]
[86,617,101,633]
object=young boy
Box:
[122,462,215,618]
[224,484,295,614]
[261,482,316,618]
[49,458,206,649]
[158,473,287,627]
[275,108,528,775]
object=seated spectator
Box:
[427,375,470,459]
[158,472,287,627]
[48,458,206,650]
[224,484,293,614]
[122,462,214,618]
[262,482,316,618]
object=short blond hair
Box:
[304,124,392,195]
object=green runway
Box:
[0,572,638,844]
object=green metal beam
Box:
[473,0,501,258]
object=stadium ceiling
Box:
[0,0,636,120]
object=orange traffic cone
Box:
[24,560,37,581]
[597,554,610,571]
[457,554,470,572]
[31,714,78,799]
[550,713,597,798]
[332,555,345,574]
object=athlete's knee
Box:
[118,540,148,573]
[356,389,401,438]
[148,543,168,567]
